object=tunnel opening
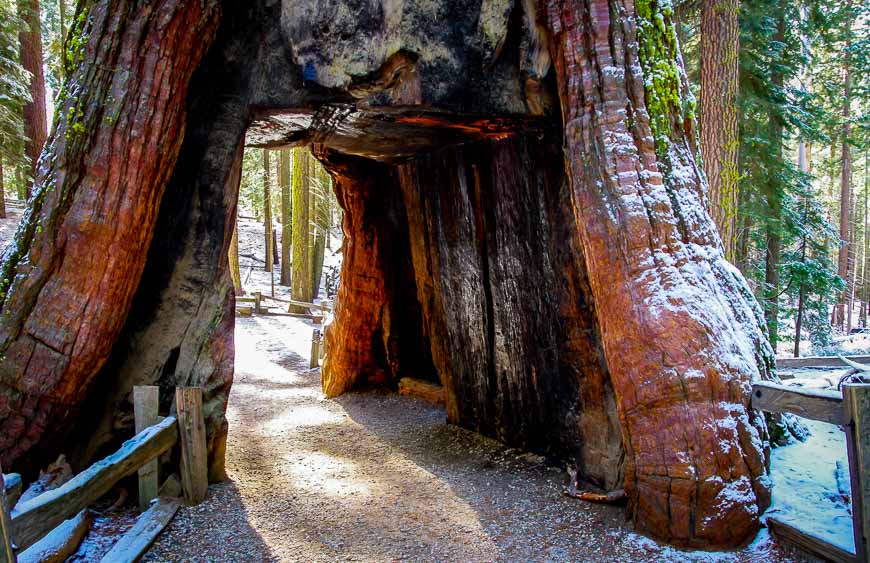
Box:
[0,0,783,549]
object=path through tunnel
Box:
[0,0,780,550]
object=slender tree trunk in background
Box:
[279,148,292,285]
[847,185,857,331]
[310,166,328,297]
[58,0,67,81]
[762,10,785,348]
[14,168,24,201]
[834,22,852,331]
[0,161,6,219]
[291,148,311,309]
[864,152,870,328]
[263,150,273,273]
[18,0,47,199]
[700,0,740,262]
[735,186,751,273]
[794,138,810,354]
[229,217,242,295]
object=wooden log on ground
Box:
[10,416,178,551]
[17,510,92,563]
[236,305,253,317]
[175,388,208,505]
[0,466,15,563]
[398,378,445,406]
[99,497,180,563]
[776,355,870,369]
[843,383,870,563]
[134,386,160,512]
[751,382,846,425]
[2,475,20,510]
[766,517,855,563]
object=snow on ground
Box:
[769,367,856,554]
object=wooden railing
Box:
[0,386,208,563]
[752,381,870,562]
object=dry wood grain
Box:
[844,383,870,563]
[767,517,855,563]
[751,382,846,425]
[18,509,92,563]
[10,416,177,551]
[134,386,160,512]
[176,388,208,505]
[99,497,180,563]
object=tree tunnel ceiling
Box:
[245,107,554,161]
[241,0,556,157]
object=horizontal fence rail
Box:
[751,381,869,562]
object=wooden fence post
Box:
[0,465,16,563]
[844,383,870,563]
[175,387,208,505]
[134,386,160,512]
[254,292,262,315]
[310,330,320,369]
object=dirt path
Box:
[140,315,802,562]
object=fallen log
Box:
[11,416,178,551]
[398,378,445,406]
[99,497,180,563]
[2,475,20,509]
[17,510,92,563]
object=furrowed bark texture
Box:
[700,0,739,262]
[544,0,772,547]
[0,0,219,471]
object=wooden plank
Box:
[844,383,870,563]
[2,475,21,509]
[18,509,92,563]
[767,517,855,563]
[175,388,208,505]
[134,386,160,512]
[99,497,180,563]
[751,382,846,425]
[776,355,870,369]
[10,416,178,551]
[0,466,15,563]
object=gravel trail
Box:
[142,315,799,562]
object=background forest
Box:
[0,0,868,356]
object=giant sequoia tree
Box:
[0,0,776,549]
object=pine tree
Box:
[290,147,311,309]
[700,0,740,261]
[0,0,30,204]
[279,148,292,285]
[263,149,273,273]
[17,0,46,199]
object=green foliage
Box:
[0,0,31,183]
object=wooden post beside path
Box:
[0,464,15,563]
[175,387,208,505]
[844,383,870,563]
[134,386,160,512]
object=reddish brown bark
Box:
[0,0,220,470]
[17,0,47,199]
[545,0,772,547]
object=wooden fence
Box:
[0,386,208,563]
[752,381,870,562]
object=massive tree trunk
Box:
[544,0,772,546]
[0,0,219,471]
[700,0,740,262]
[0,0,775,549]
[17,0,47,199]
